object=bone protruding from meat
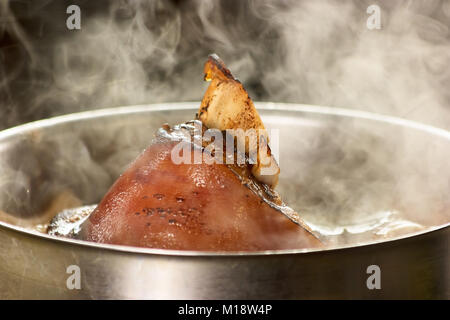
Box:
[198,54,280,187]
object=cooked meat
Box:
[80,123,320,250]
[78,55,321,250]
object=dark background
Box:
[1,0,450,130]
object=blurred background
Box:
[1,0,450,130]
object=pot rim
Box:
[0,102,449,257]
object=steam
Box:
[1,0,450,128]
[0,0,449,240]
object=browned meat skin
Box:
[81,55,321,250]
[82,139,321,250]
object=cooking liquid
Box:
[46,204,424,247]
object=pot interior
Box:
[0,103,449,250]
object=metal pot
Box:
[0,102,448,299]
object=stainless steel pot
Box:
[0,102,448,299]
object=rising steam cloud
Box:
[1,0,450,129]
[0,0,449,241]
